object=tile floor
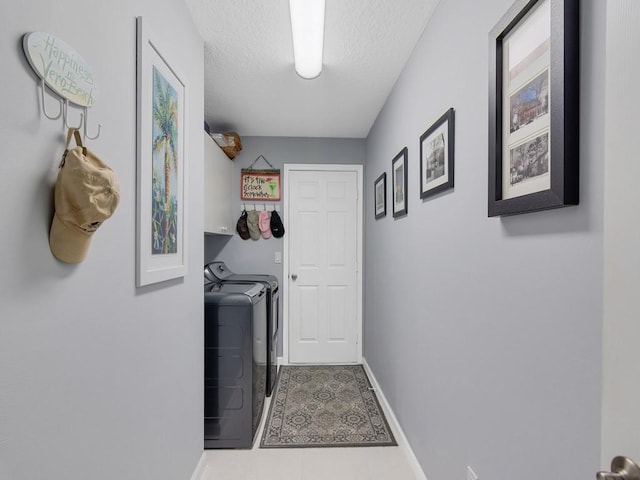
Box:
[198,396,420,480]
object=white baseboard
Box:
[190,451,207,480]
[362,358,428,480]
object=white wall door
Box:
[601,0,640,472]
[284,165,362,364]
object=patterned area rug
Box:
[260,364,397,448]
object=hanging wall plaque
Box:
[240,169,281,201]
[23,31,97,107]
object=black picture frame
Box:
[374,172,387,219]
[420,108,455,200]
[488,0,579,217]
[392,147,408,218]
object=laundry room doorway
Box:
[283,164,363,364]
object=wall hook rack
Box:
[24,31,102,141]
[240,203,280,213]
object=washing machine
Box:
[205,261,279,396]
[204,281,267,449]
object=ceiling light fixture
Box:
[289,0,325,79]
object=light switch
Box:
[274,251,282,264]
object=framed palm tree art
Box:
[136,17,187,286]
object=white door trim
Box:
[282,163,363,365]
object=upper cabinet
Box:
[204,132,234,235]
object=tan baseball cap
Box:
[246,209,260,240]
[49,129,120,263]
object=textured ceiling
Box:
[186,0,440,138]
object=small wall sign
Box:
[241,169,281,201]
[23,32,97,107]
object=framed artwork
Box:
[420,108,455,199]
[488,0,579,216]
[136,17,188,286]
[374,172,387,219]
[240,169,281,201]
[391,147,408,218]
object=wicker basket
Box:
[211,132,243,159]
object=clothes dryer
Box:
[205,261,279,396]
[204,281,267,448]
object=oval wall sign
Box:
[23,32,97,107]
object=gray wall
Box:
[0,2,204,480]
[205,136,365,356]
[364,1,604,480]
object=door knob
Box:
[291,273,298,281]
[598,457,640,480]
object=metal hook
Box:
[39,79,62,120]
[83,107,101,140]
[63,100,84,129]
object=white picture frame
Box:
[136,17,188,286]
